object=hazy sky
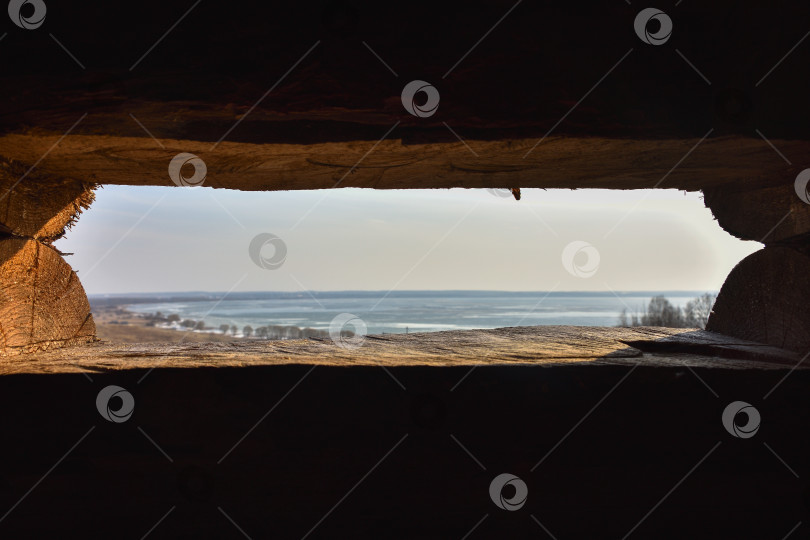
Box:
[56,186,761,295]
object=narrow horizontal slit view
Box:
[52,186,758,346]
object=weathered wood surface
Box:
[708,246,810,353]
[0,159,95,240]
[2,344,808,538]
[2,0,808,141]
[1,0,808,196]
[0,133,806,194]
[0,238,95,356]
[0,326,801,376]
[703,183,810,243]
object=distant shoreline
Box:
[88,289,718,308]
[93,303,330,344]
[92,304,251,344]
[90,290,719,343]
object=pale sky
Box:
[55,186,762,295]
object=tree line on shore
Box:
[143,312,329,339]
[617,293,716,329]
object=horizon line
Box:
[88,288,719,297]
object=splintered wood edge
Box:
[0,157,97,240]
[2,133,806,193]
[0,326,802,375]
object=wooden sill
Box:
[0,326,801,376]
